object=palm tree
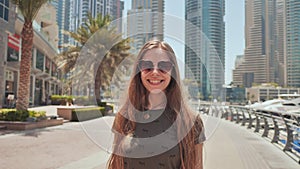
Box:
[57,13,132,105]
[94,37,132,105]
[11,0,51,111]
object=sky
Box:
[124,0,245,85]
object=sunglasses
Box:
[138,60,174,73]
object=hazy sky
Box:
[124,0,245,84]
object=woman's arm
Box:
[195,143,204,169]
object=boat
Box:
[262,98,300,114]
[245,99,286,110]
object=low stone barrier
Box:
[57,106,104,122]
[57,107,73,120]
[0,118,63,130]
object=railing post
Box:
[203,105,209,114]
[282,116,293,152]
[221,107,227,119]
[271,115,280,143]
[294,114,300,125]
[254,111,260,133]
[210,105,214,116]
[215,105,221,118]
[219,106,225,119]
[209,105,213,116]
[262,115,269,137]
[205,104,209,114]
[229,107,234,121]
[241,108,246,126]
[247,109,253,129]
[236,108,240,124]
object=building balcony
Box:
[16,14,59,57]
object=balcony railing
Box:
[17,14,59,53]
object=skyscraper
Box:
[233,0,278,87]
[53,0,124,52]
[72,0,124,30]
[111,0,125,33]
[285,0,300,87]
[52,0,73,52]
[275,0,285,86]
[127,0,164,51]
[233,0,300,88]
[185,0,225,99]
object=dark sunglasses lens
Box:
[158,61,173,72]
[138,60,153,71]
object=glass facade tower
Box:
[185,0,225,100]
[285,0,300,87]
[127,0,164,52]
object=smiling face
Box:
[140,48,172,93]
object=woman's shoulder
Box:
[186,110,204,130]
[186,109,203,121]
[192,112,203,128]
[191,111,206,144]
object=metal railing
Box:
[199,103,300,164]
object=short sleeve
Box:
[194,114,206,144]
[111,115,119,133]
[111,112,126,134]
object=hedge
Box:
[50,95,96,105]
[50,95,73,105]
[0,109,46,122]
[71,107,105,122]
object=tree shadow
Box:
[21,128,53,138]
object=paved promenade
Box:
[0,106,299,169]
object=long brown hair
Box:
[107,40,203,169]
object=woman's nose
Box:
[151,67,160,74]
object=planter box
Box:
[0,119,63,130]
[57,107,103,122]
[71,109,103,122]
[57,107,73,120]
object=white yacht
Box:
[262,98,300,114]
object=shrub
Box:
[51,95,96,106]
[71,107,105,121]
[0,109,46,122]
[74,96,95,106]
[51,95,73,105]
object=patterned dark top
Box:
[120,109,205,169]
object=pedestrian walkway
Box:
[0,106,299,169]
[203,116,299,169]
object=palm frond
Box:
[12,0,51,22]
[58,13,132,102]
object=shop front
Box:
[4,70,17,108]
[3,33,20,108]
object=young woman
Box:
[107,40,205,169]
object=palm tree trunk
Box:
[16,21,33,111]
[95,66,102,106]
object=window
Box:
[36,50,44,71]
[7,47,19,61]
[0,0,9,21]
[5,70,14,81]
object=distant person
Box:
[107,40,206,169]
